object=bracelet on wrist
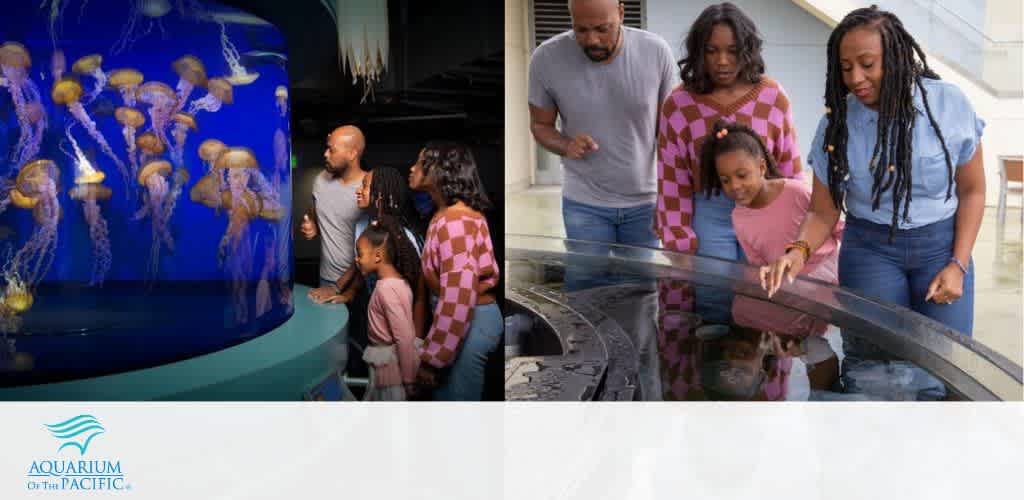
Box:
[949,257,968,275]
[784,240,811,262]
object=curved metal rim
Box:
[507,233,1023,401]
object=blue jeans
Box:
[434,302,503,401]
[838,215,974,336]
[562,197,658,291]
[692,194,746,324]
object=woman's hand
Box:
[760,250,807,298]
[416,364,440,388]
[308,286,337,303]
[925,263,965,305]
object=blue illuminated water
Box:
[0,0,293,385]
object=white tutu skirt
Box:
[362,344,406,401]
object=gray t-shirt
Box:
[312,170,365,282]
[529,26,678,207]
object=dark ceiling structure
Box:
[217,0,504,144]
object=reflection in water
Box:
[506,255,956,401]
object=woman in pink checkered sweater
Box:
[408,142,501,401]
[656,3,802,259]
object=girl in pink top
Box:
[356,215,422,401]
[699,121,843,284]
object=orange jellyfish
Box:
[274,85,287,117]
[115,106,146,180]
[69,183,113,286]
[136,81,177,147]
[170,111,197,169]
[171,55,207,115]
[52,77,129,182]
[135,131,165,168]
[137,159,173,279]
[189,171,222,210]
[188,77,232,116]
[6,159,61,291]
[107,68,144,107]
[71,53,107,102]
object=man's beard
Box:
[582,25,620,62]
[326,159,348,177]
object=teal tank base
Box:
[0,286,348,401]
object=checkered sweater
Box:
[420,209,499,369]
[656,78,802,253]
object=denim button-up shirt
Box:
[809,77,984,229]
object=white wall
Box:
[648,0,832,174]
[791,0,1023,207]
[505,0,534,194]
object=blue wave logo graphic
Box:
[44,415,105,455]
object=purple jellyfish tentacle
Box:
[170,121,188,169]
[83,197,112,287]
[255,237,273,317]
[172,79,194,116]
[143,173,170,281]
[86,68,107,103]
[67,103,129,183]
[12,177,60,288]
[123,125,140,180]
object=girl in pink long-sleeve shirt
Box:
[699,121,843,285]
[356,216,422,401]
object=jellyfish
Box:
[1,43,35,172]
[189,171,222,210]
[69,183,113,287]
[12,100,46,171]
[216,20,259,86]
[137,159,174,279]
[71,54,107,103]
[62,124,107,186]
[214,148,261,258]
[198,138,226,173]
[0,266,32,336]
[107,68,144,107]
[7,159,61,289]
[274,85,287,117]
[255,238,274,318]
[115,106,146,179]
[51,49,65,80]
[170,112,196,169]
[271,128,288,191]
[51,77,129,181]
[171,55,207,115]
[135,131,165,167]
[136,81,177,147]
[188,77,232,116]
[112,0,174,55]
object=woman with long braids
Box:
[763,6,986,336]
[409,142,501,400]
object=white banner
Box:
[1,403,1021,499]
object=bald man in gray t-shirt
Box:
[528,0,677,246]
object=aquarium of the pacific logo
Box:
[25,415,132,492]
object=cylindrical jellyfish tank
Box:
[0,0,293,386]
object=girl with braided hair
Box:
[408,141,501,400]
[699,121,843,284]
[356,215,421,400]
[763,5,986,336]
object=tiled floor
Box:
[506,187,1023,366]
